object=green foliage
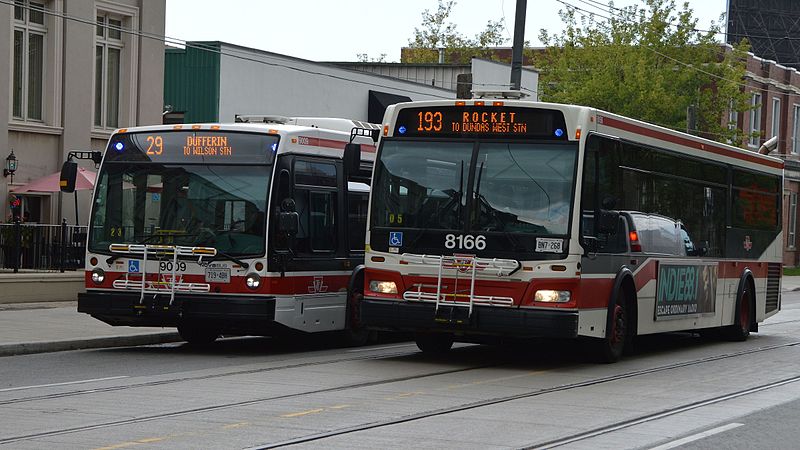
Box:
[535,0,753,144]
[404,0,508,63]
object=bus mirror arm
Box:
[582,236,599,256]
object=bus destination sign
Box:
[394,106,569,140]
[106,131,279,164]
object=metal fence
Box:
[0,221,88,273]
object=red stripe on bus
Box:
[598,115,783,170]
[298,136,376,153]
[86,271,351,296]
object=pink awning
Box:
[11,167,96,193]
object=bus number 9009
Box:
[445,234,486,250]
[159,261,187,272]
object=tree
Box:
[403,0,508,64]
[535,0,753,145]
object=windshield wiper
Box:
[206,251,250,269]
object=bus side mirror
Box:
[60,160,78,193]
[597,210,619,235]
[343,143,361,175]
[582,236,599,254]
[278,211,299,236]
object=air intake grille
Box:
[766,263,781,313]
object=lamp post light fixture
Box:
[4,150,17,183]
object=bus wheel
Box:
[415,333,453,354]
[724,284,752,342]
[593,293,627,363]
[341,290,370,347]
[178,323,219,346]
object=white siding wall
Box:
[217,44,453,123]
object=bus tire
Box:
[415,333,454,354]
[592,291,628,363]
[724,282,753,342]
[177,323,219,346]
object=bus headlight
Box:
[369,280,398,294]
[91,268,105,284]
[534,290,570,303]
[245,273,261,290]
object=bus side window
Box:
[348,192,369,252]
[294,160,338,255]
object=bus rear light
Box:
[89,257,98,266]
[369,280,397,294]
[371,256,385,263]
[534,290,571,303]
[255,262,264,271]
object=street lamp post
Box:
[4,150,18,184]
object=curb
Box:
[0,332,183,357]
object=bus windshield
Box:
[371,140,578,235]
[89,131,276,256]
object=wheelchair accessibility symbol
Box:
[128,260,140,273]
[389,231,403,247]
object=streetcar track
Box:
[2,340,799,446]
[0,357,508,445]
[0,347,419,406]
[251,340,800,449]
[524,374,800,449]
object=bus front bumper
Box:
[360,297,578,339]
[78,290,276,332]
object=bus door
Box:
[269,155,348,332]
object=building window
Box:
[12,0,46,122]
[792,104,800,155]
[749,93,762,148]
[94,14,123,129]
[790,192,797,249]
[771,97,781,139]
[727,99,739,144]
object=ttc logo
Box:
[308,276,328,294]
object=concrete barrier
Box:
[0,271,84,304]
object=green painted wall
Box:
[163,41,221,123]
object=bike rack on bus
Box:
[399,253,519,317]
[108,244,217,305]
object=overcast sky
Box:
[165,0,729,62]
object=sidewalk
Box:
[0,301,181,357]
[2,276,800,358]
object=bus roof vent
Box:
[471,90,528,100]
[235,115,290,124]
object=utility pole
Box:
[510,0,528,91]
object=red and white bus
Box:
[359,99,783,362]
[72,116,379,345]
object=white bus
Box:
[68,116,379,345]
[359,99,783,362]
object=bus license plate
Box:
[536,238,563,253]
[205,268,230,283]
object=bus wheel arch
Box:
[342,265,371,346]
[726,270,755,341]
[594,269,637,363]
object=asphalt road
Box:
[2,295,800,449]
